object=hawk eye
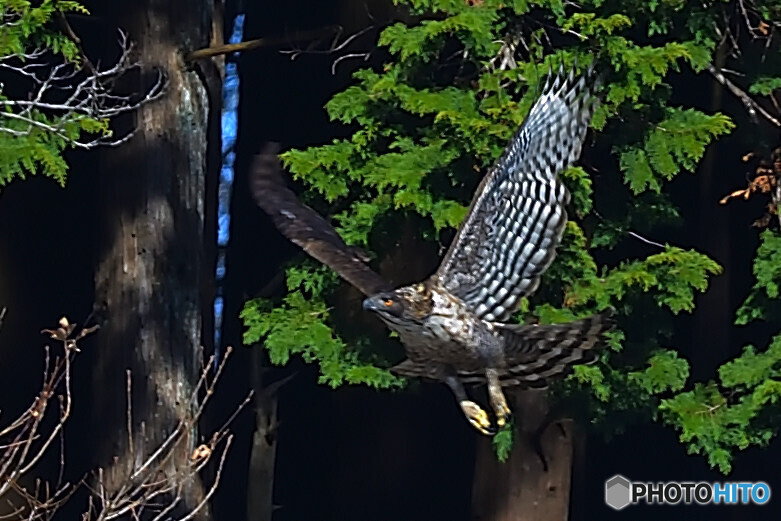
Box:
[383,298,394,307]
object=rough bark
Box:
[246,348,288,521]
[472,390,573,521]
[92,0,215,511]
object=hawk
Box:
[250,65,612,434]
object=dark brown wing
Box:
[250,143,391,296]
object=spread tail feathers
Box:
[390,310,614,388]
[483,309,614,387]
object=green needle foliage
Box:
[660,229,781,472]
[0,0,113,187]
[243,0,781,469]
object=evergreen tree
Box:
[242,0,781,474]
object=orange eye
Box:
[383,299,393,307]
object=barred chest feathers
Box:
[389,280,503,367]
[427,285,486,343]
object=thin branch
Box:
[0,317,91,511]
[331,52,371,75]
[708,64,781,127]
[186,26,341,61]
[626,231,666,249]
[1,317,243,521]
[174,437,232,521]
[592,210,667,250]
[125,370,134,473]
[55,12,98,76]
[279,24,377,75]
[0,29,166,150]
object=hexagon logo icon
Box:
[605,474,632,511]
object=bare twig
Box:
[0,26,166,149]
[592,210,667,250]
[87,344,249,521]
[278,24,377,75]
[488,35,520,72]
[737,0,756,36]
[626,231,666,249]
[0,317,246,521]
[186,26,341,61]
[0,316,93,515]
[55,11,97,76]
[707,64,781,127]
[125,370,134,472]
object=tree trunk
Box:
[247,347,289,521]
[472,390,573,521]
[91,0,216,511]
[694,44,731,371]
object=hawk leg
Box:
[486,368,511,427]
[444,373,495,435]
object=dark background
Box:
[0,1,779,520]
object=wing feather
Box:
[435,65,601,321]
[456,310,614,387]
[250,143,391,296]
[394,310,613,387]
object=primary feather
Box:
[249,142,390,297]
[251,65,608,435]
[435,65,601,321]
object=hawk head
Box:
[362,283,433,324]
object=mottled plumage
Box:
[251,65,611,434]
[437,67,598,322]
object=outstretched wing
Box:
[435,66,601,322]
[250,143,391,296]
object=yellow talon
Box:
[496,403,511,427]
[459,400,495,435]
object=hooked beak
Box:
[362,297,378,311]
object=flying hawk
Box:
[250,66,612,434]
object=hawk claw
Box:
[488,381,512,428]
[460,400,496,435]
[496,406,512,428]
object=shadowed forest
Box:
[1,1,781,521]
